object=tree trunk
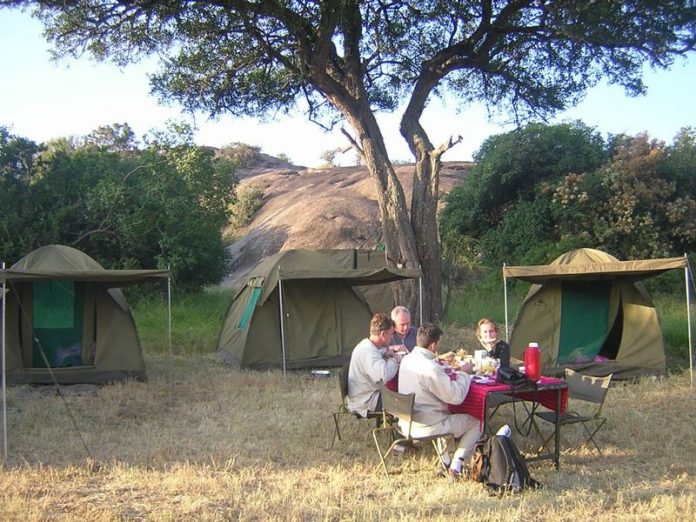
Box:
[340,106,422,315]
[411,150,444,321]
[400,90,448,321]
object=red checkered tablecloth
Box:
[386,373,568,426]
[448,376,568,425]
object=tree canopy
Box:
[3,0,695,318]
[0,123,237,288]
[441,124,696,267]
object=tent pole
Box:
[278,272,287,374]
[419,270,423,326]
[503,263,509,342]
[685,255,694,389]
[2,261,7,466]
[167,272,173,396]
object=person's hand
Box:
[392,344,407,355]
[385,347,397,359]
[394,352,405,364]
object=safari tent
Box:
[503,248,691,380]
[0,244,170,385]
[217,249,420,371]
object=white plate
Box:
[311,370,331,377]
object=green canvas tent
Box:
[321,248,423,322]
[1,244,170,385]
[217,249,420,371]
[503,248,690,380]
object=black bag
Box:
[469,435,541,494]
[496,366,528,386]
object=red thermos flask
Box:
[524,342,541,381]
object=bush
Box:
[226,186,264,240]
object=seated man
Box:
[398,323,481,480]
[390,305,418,352]
[347,312,402,417]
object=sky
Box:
[1,8,695,168]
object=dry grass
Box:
[1,355,695,521]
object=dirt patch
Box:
[223,161,473,287]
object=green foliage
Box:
[226,186,264,241]
[443,124,696,267]
[0,123,237,289]
[130,287,234,355]
[441,122,609,266]
[215,143,261,168]
[444,279,527,333]
[0,127,39,261]
[551,131,696,259]
[319,149,339,168]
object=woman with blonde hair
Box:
[475,318,511,368]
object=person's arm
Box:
[496,340,511,368]
[426,364,470,405]
[365,348,398,383]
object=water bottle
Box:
[524,342,541,381]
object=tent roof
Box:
[272,266,421,284]
[0,268,170,284]
[236,249,420,302]
[246,249,420,281]
[503,248,687,284]
[0,244,170,286]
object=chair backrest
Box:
[338,362,350,402]
[565,368,613,410]
[380,385,416,429]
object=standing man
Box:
[347,313,403,417]
[398,323,481,480]
[390,305,417,352]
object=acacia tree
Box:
[4,1,694,319]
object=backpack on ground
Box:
[469,434,541,493]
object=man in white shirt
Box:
[398,323,481,480]
[347,313,403,417]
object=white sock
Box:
[450,448,467,472]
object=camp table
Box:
[386,374,568,469]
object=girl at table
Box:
[476,318,511,368]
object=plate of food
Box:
[438,349,472,369]
[472,375,495,385]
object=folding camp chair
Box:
[534,369,613,455]
[372,385,454,478]
[330,362,380,448]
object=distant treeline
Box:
[4,120,695,290]
[441,121,696,279]
[0,122,239,289]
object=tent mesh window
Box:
[32,281,85,368]
[558,281,610,364]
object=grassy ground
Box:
[2,286,694,520]
[2,353,695,520]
